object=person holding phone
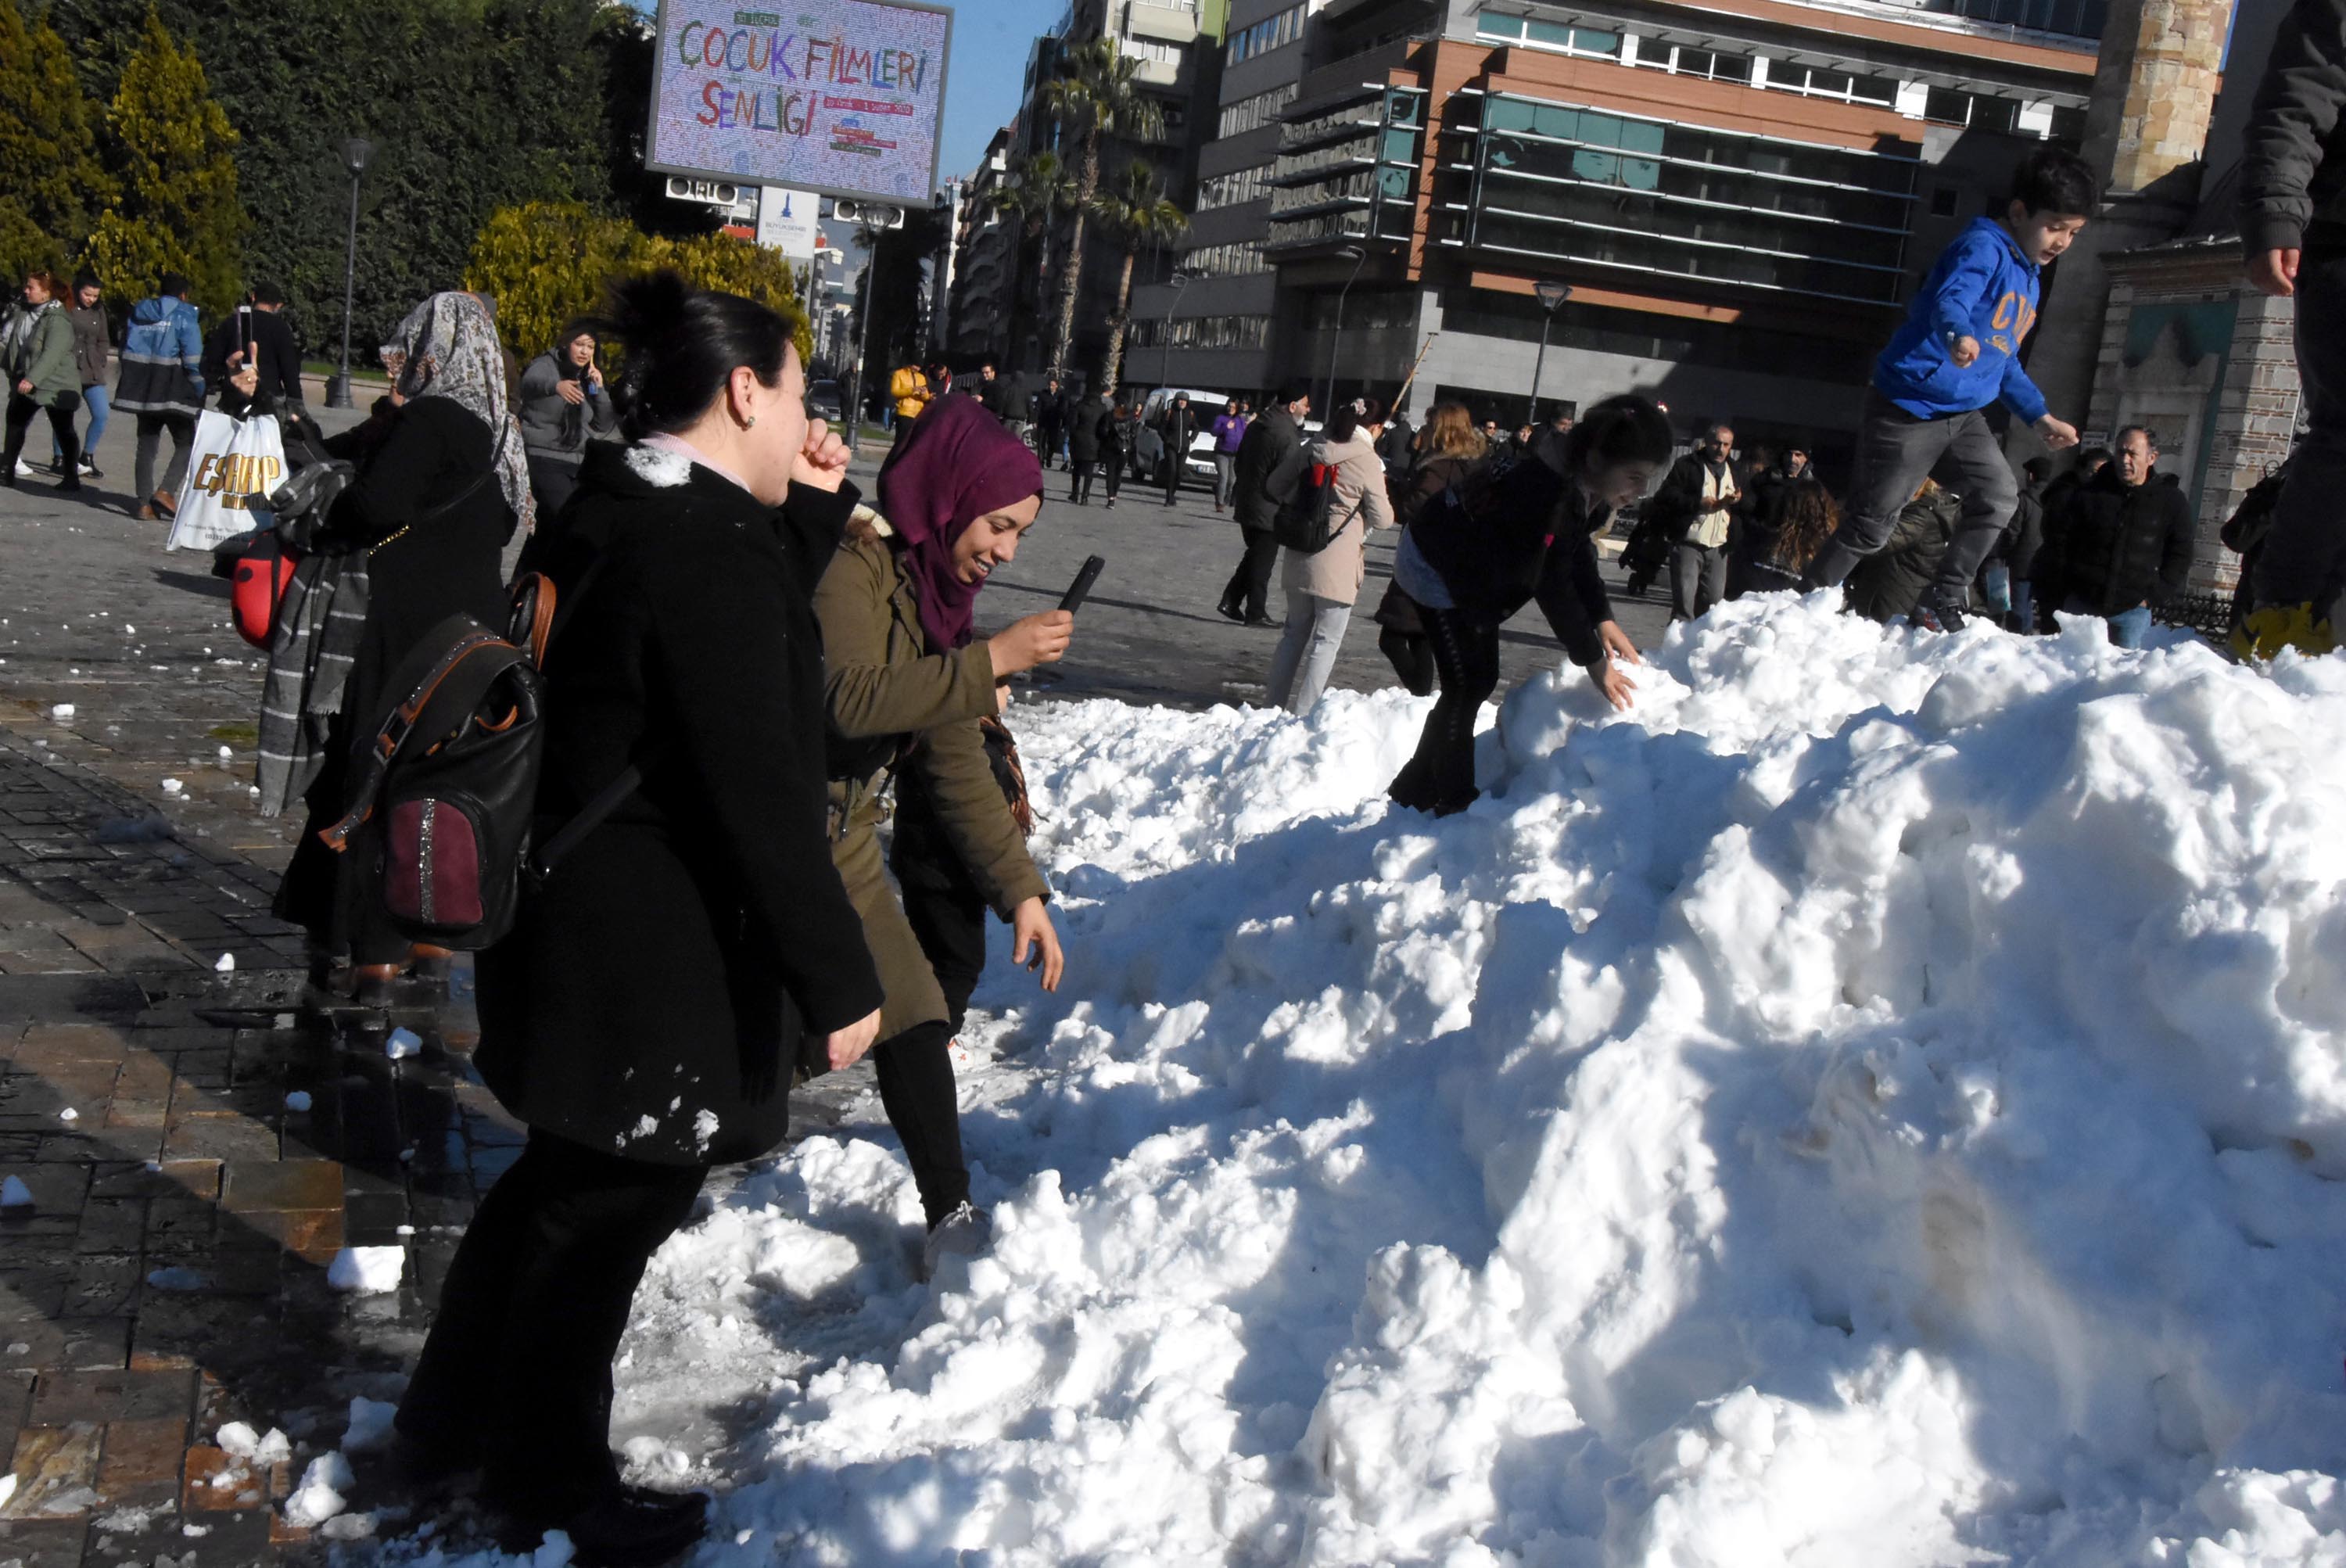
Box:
[812,393,1071,1279]
[519,320,618,518]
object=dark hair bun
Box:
[601,270,791,441]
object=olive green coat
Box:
[2,306,77,407]
[814,515,1050,1040]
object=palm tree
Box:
[980,149,1079,372]
[1089,160,1189,395]
[1038,37,1165,379]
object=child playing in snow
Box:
[1805,146,2098,631]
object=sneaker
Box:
[77,459,98,477]
[1911,589,1968,634]
[920,1201,992,1279]
[10,460,27,478]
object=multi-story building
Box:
[949,0,1221,388]
[1146,0,2102,467]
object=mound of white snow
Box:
[590,597,2346,1566]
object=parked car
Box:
[1131,387,1229,491]
[805,378,845,424]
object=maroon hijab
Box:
[877,393,1043,651]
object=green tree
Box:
[81,9,241,314]
[1037,38,1163,378]
[0,0,113,282]
[465,200,810,372]
[981,149,1078,374]
[1089,160,1188,396]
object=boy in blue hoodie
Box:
[1807,148,2099,630]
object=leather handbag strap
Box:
[316,615,524,852]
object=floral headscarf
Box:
[379,292,534,534]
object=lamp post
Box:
[842,226,884,455]
[1322,245,1367,418]
[1526,279,1572,426]
[1155,270,1194,394]
[325,137,372,411]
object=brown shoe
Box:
[151,490,176,518]
[135,504,156,521]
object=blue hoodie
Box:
[113,295,206,417]
[1872,217,2048,425]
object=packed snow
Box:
[392,596,2346,1566]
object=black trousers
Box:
[1069,460,1097,504]
[1222,529,1279,620]
[1163,458,1182,504]
[2,392,79,481]
[1102,454,1122,501]
[878,827,990,1229]
[2254,246,2346,619]
[1387,608,1501,815]
[1379,626,1437,697]
[398,1130,706,1519]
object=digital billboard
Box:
[647,0,952,207]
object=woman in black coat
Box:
[397,274,883,1566]
[1386,395,1670,816]
[1066,388,1109,504]
[274,292,526,1001]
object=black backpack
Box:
[314,572,644,950]
[1272,448,1341,553]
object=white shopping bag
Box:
[167,410,288,552]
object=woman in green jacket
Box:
[2,272,84,493]
[812,393,1074,1277]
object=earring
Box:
[744,414,757,429]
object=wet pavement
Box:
[0,409,1673,1563]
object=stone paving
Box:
[0,407,1677,1565]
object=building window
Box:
[1922,0,2107,40]
[1465,93,1918,304]
[1771,65,1900,105]
[1218,82,1300,137]
[1130,314,1272,350]
[1200,165,1275,210]
[1227,2,1307,65]
[1476,12,1624,59]
[1178,241,1271,277]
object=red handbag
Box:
[229,532,299,648]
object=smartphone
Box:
[1059,555,1107,614]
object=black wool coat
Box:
[474,442,884,1167]
[2036,464,2198,617]
[1405,447,1617,667]
[1068,396,1110,463]
[1232,405,1306,533]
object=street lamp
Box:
[325,137,372,411]
[1322,245,1368,419]
[1527,278,1572,426]
[1155,269,1194,393]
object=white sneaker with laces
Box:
[920,1201,992,1279]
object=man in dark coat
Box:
[203,283,304,420]
[2034,424,2196,648]
[974,361,1014,422]
[1377,402,1416,479]
[1067,385,1111,504]
[1218,383,1310,623]
[1157,391,1200,506]
[2238,0,2346,655]
[1033,375,1069,469]
[1650,422,1740,621]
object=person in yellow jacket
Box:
[890,363,931,424]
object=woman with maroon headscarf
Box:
[813,392,1073,1276]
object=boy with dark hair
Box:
[1806,146,2097,630]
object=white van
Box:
[1131,387,1230,491]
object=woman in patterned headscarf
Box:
[275,290,529,1007]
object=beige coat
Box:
[1280,429,1395,605]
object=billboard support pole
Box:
[845,228,883,457]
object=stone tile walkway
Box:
[0,730,518,1566]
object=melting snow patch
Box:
[327,1247,404,1294]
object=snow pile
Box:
[497,596,2346,1565]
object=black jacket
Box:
[2240,0,2346,255]
[475,444,884,1165]
[1995,482,2047,579]
[974,376,1014,421]
[1404,448,1616,668]
[1034,388,1069,435]
[1848,486,1958,623]
[2036,463,2197,616]
[1158,403,1200,475]
[1069,395,1110,462]
[1232,404,1305,532]
[1376,418,1415,475]
[203,307,303,418]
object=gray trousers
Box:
[1809,389,2020,601]
[1268,591,1352,714]
[1670,541,1727,621]
[134,412,195,504]
[2251,246,2346,622]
